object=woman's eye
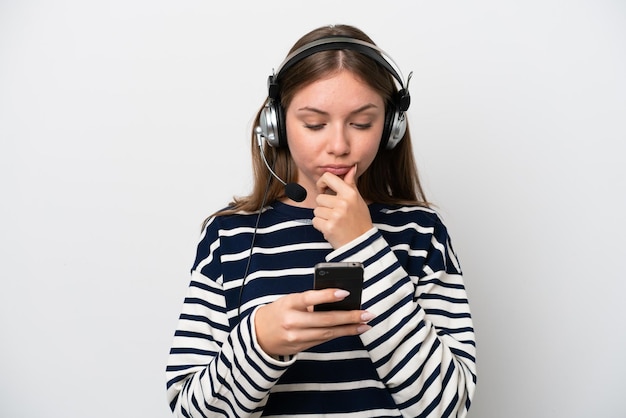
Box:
[352,123,372,130]
[304,124,325,131]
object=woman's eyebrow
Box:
[296,103,379,115]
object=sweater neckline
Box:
[269,200,385,218]
[269,201,314,219]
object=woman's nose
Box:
[325,125,350,155]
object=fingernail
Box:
[357,324,372,333]
[334,290,350,299]
[361,312,376,322]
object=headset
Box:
[257,36,412,151]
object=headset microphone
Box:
[255,127,307,202]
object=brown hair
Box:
[211,24,429,219]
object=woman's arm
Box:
[328,219,477,417]
[165,219,295,418]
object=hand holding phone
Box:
[313,262,364,311]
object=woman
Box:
[166,24,476,417]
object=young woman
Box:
[166,24,476,417]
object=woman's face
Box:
[285,70,385,207]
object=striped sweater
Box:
[166,201,476,417]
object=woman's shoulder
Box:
[204,201,308,231]
[203,205,262,230]
[370,203,446,228]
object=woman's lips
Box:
[321,165,352,177]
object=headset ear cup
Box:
[383,106,407,150]
[259,100,288,148]
[381,104,407,150]
[380,106,394,150]
[259,101,281,147]
[275,102,288,148]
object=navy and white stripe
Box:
[166,201,476,417]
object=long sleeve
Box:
[327,210,476,417]
[165,218,295,417]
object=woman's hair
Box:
[212,24,429,218]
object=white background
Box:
[1,1,625,417]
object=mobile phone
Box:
[313,262,364,311]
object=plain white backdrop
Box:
[1,1,625,417]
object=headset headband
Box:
[268,36,412,111]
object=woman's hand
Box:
[254,288,375,357]
[312,164,373,249]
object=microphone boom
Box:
[255,127,307,202]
